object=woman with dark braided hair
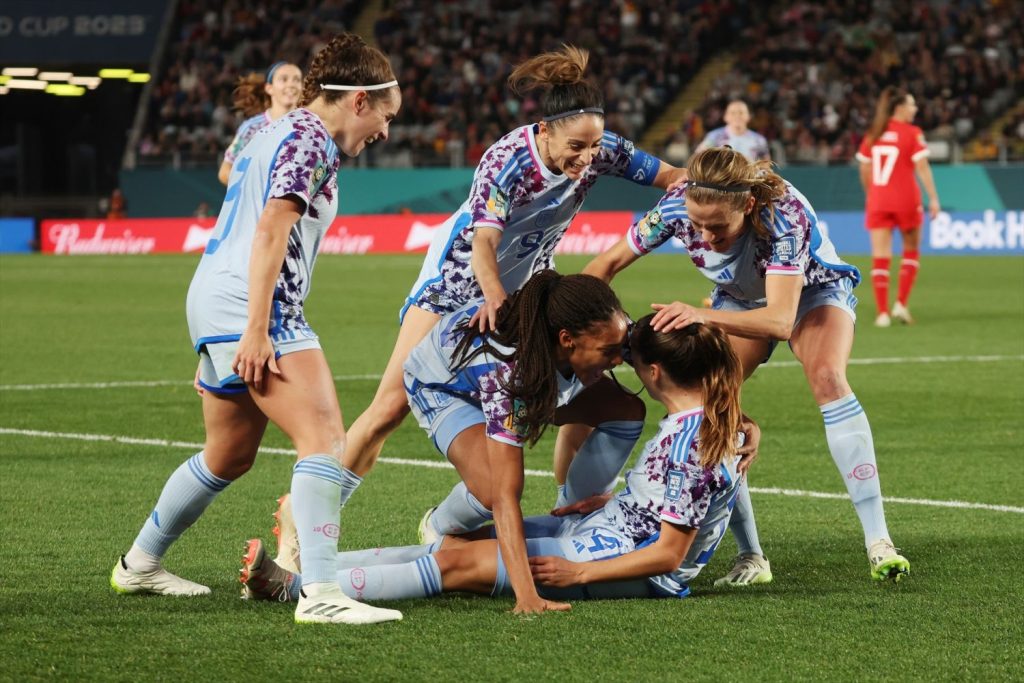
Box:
[336,46,685,517]
[217,61,303,185]
[586,146,911,585]
[240,316,752,606]
[112,34,402,626]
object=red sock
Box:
[871,257,891,314]
[897,250,920,306]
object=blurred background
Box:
[0,0,1021,254]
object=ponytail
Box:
[452,271,623,446]
[686,147,786,242]
[631,317,742,468]
[507,45,604,127]
[866,86,909,145]
[232,73,271,118]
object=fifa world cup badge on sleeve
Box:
[503,398,528,438]
[311,165,326,185]
[666,469,684,501]
[638,208,666,242]
[486,186,510,220]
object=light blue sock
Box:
[560,420,643,506]
[129,452,230,567]
[337,542,440,569]
[336,556,443,600]
[727,478,764,556]
[291,455,343,585]
[339,467,362,508]
[429,481,492,536]
[821,394,890,547]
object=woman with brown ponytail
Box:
[113,34,402,626]
[585,147,911,584]
[855,87,940,327]
[217,61,303,185]
[241,316,750,606]
[338,45,685,515]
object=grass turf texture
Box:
[1,253,1022,681]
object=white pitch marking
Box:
[0,354,1021,391]
[1,427,1021,515]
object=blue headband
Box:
[266,61,288,84]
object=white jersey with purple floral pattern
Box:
[605,407,740,596]
[223,112,272,166]
[626,182,860,304]
[403,300,586,447]
[402,124,661,319]
[698,126,770,161]
[187,108,340,350]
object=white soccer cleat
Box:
[874,313,891,328]
[713,553,773,587]
[891,302,914,325]
[868,539,910,582]
[240,538,297,602]
[273,493,301,574]
[417,506,440,545]
[295,584,403,625]
[110,555,211,596]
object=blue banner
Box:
[0,218,35,253]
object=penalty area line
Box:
[1,426,1021,516]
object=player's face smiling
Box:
[343,89,401,157]
[540,114,604,180]
[558,315,629,386]
[267,65,303,109]
[687,199,750,252]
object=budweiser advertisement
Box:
[41,213,639,256]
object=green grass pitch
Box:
[1,253,1022,681]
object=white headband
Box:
[319,80,398,91]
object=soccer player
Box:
[111,34,404,625]
[241,317,750,605]
[217,61,303,185]
[695,100,771,162]
[856,87,940,326]
[336,45,686,528]
[583,147,911,583]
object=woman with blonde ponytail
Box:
[340,44,685,535]
[240,315,754,607]
[585,146,911,585]
[217,61,303,185]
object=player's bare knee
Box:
[809,365,850,402]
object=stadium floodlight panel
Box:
[2,67,39,77]
[39,72,74,81]
[70,76,102,88]
[6,79,48,90]
[128,73,151,83]
[98,68,134,79]
[45,84,86,96]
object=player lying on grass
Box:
[584,146,910,583]
[240,315,755,606]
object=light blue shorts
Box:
[197,334,321,395]
[404,373,486,458]
[711,278,858,362]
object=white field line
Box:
[0,354,1021,392]
[2,426,1021,516]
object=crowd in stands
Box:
[680,0,1022,164]
[137,0,1022,168]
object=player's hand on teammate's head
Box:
[650,301,703,332]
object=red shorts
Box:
[865,207,923,231]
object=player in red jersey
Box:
[856,87,940,327]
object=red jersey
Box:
[856,119,928,212]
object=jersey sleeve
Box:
[593,131,661,186]
[266,133,331,211]
[660,462,716,529]
[764,196,811,276]
[755,133,771,161]
[223,129,246,165]
[626,188,686,255]
[466,140,521,232]
[478,362,526,447]
[909,125,929,161]
[855,135,871,164]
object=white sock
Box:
[821,394,890,547]
[428,481,492,536]
[560,420,643,506]
[130,452,230,568]
[339,467,362,508]
[727,478,765,557]
[336,556,443,600]
[291,455,343,585]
